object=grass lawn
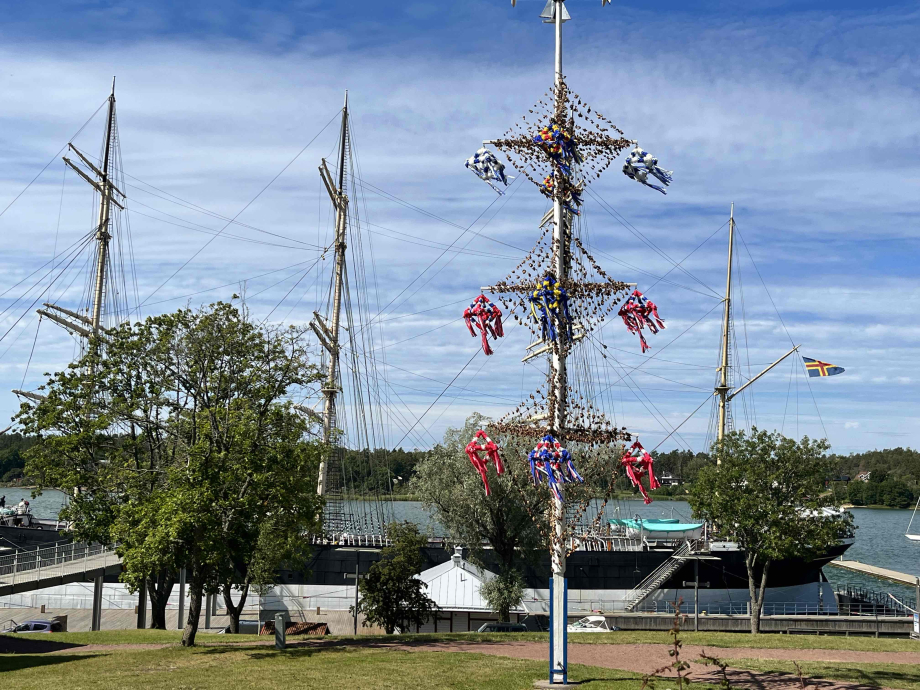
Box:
[0,643,690,690]
[4,629,918,689]
[394,631,920,654]
[8,628,919,653]
[0,629,265,646]
[729,659,920,690]
[561,630,920,653]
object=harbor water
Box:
[22,490,920,599]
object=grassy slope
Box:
[0,645,679,690]
[9,629,919,653]
[398,631,920,653]
[563,630,920,653]
[3,630,919,689]
[728,659,920,690]
[10,630,267,646]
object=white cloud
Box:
[0,5,918,452]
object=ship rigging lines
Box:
[0,87,833,535]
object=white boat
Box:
[567,615,618,633]
[611,517,704,541]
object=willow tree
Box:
[689,428,852,633]
[20,301,323,644]
[411,413,545,608]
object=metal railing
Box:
[311,533,393,547]
[835,583,916,616]
[623,540,695,612]
[0,541,121,588]
[564,599,911,617]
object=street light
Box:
[677,553,720,631]
[340,547,381,635]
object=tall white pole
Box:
[317,91,349,498]
[550,1,568,683]
[715,203,735,456]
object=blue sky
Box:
[0,0,918,455]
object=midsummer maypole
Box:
[464,1,680,684]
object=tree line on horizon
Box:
[6,432,920,509]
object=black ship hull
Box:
[286,540,852,592]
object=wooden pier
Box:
[827,559,920,586]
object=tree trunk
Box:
[222,583,249,634]
[746,553,771,634]
[745,552,759,634]
[181,573,204,646]
[753,560,770,634]
[147,570,176,630]
[498,605,510,623]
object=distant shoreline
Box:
[840,503,908,511]
[349,492,693,503]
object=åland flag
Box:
[803,356,845,378]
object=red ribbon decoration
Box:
[620,440,661,504]
[465,430,505,496]
[463,294,504,356]
[618,289,666,353]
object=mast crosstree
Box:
[12,80,126,402]
[313,93,350,535]
[712,203,800,455]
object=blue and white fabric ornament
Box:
[465,148,513,194]
[528,273,573,342]
[622,143,673,195]
[528,435,583,502]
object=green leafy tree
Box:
[846,481,866,506]
[411,413,544,575]
[688,428,852,633]
[353,521,436,634]
[480,569,526,623]
[19,301,323,644]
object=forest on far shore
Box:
[3,433,919,508]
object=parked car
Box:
[567,615,618,633]
[477,622,528,633]
[1,619,64,633]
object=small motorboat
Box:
[567,615,618,633]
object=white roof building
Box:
[417,546,532,613]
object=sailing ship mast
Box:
[313,92,349,501]
[715,204,735,448]
[88,79,119,337]
[713,203,799,456]
[12,79,125,402]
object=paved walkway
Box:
[827,561,919,587]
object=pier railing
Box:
[0,541,121,588]
[835,583,916,616]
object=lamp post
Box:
[340,547,380,635]
[679,553,719,631]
